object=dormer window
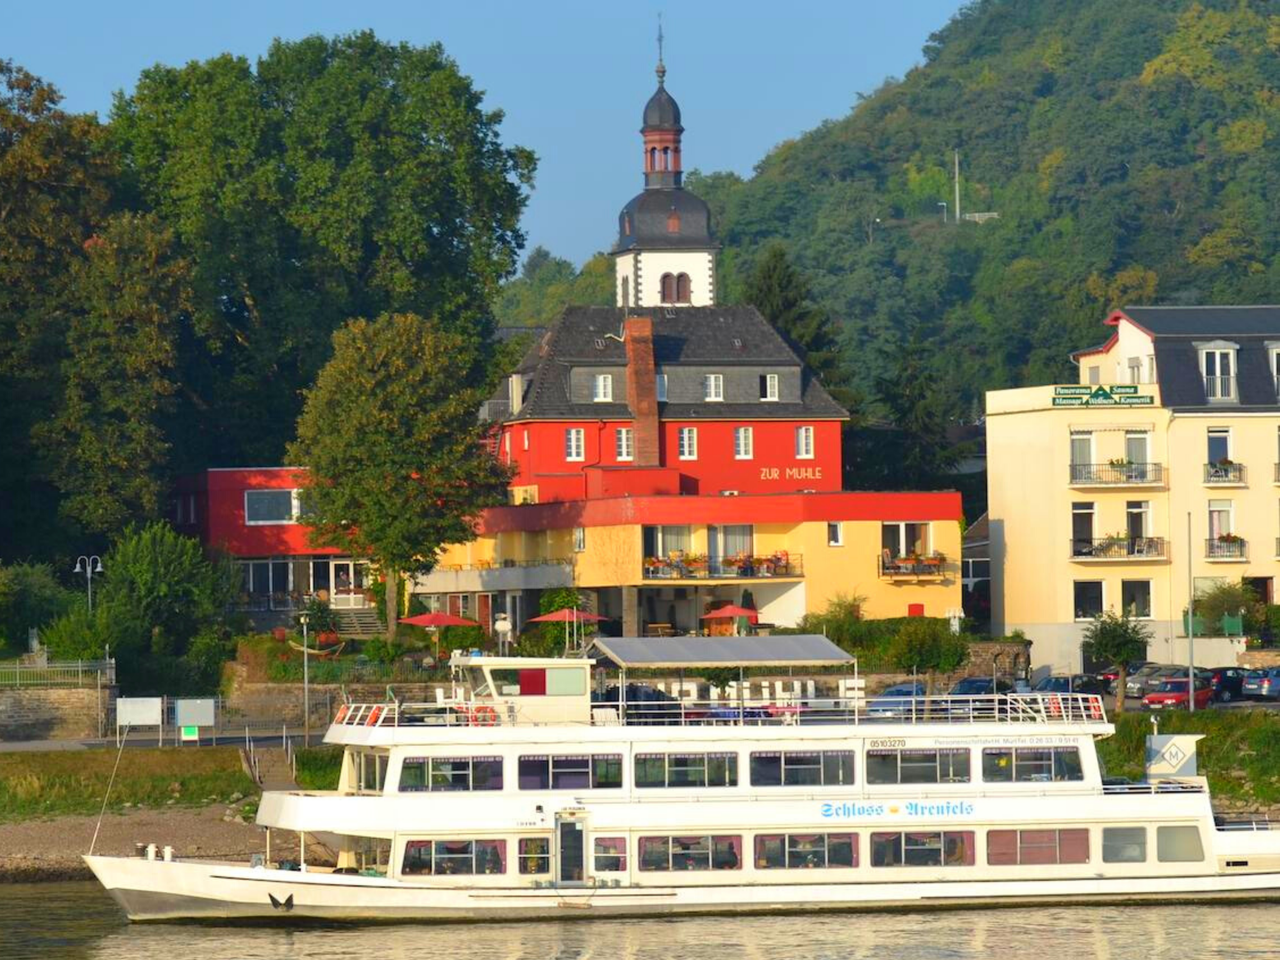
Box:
[704,374,724,402]
[1197,341,1238,401]
[760,374,779,401]
[655,374,668,402]
[1271,346,1280,399]
[592,374,613,402]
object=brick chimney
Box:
[624,316,660,467]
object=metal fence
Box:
[0,658,116,688]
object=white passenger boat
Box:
[86,636,1280,922]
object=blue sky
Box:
[8,0,967,266]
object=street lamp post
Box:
[73,556,104,613]
[938,201,948,223]
[299,612,310,745]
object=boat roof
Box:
[588,634,853,669]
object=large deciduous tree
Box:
[110,31,535,468]
[288,313,512,638]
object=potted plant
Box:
[1217,533,1242,543]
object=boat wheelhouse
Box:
[86,637,1280,922]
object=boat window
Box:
[594,837,628,872]
[754,833,857,869]
[987,829,1089,865]
[866,749,970,785]
[1102,827,1147,863]
[1157,826,1204,863]
[870,832,974,867]
[360,753,387,792]
[399,756,503,792]
[402,839,507,876]
[517,754,623,790]
[517,837,550,874]
[638,835,742,871]
[749,751,855,787]
[982,747,1083,783]
[634,752,738,788]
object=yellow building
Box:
[987,306,1280,672]
[418,492,963,635]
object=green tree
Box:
[110,31,535,468]
[0,563,78,654]
[1082,610,1153,715]
[741,242,855,406]
[0,61,114,559]
[288,313,512,638]
[34,213,190,534]
[888,617,970,697]
[492,247,614,328]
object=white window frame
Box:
[616,427,634,462]
[522,429,529,450]
[655,374,668,402]
[762,373,780,402]
[795,425,815,460]
[244,489,299,526]
[704,374,724,402]
[573,527,586,553]
[827,522,843,547]
[1197,341,1238,400]
[503,432,511,462]
[592,374,613,403]
[734,426,754,460]
[1120,579,1153,620]
[565,428,585,462]
[1208,499,1234,537]
[1072,580,1105,622]
[678,427,698,461]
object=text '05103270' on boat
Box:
[86,635,1280,923]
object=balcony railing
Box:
[1204,375,1236,400]
[1071,537,1167,560]
[1274,463,1280,484]
[643,554,803,580]
[879,554,948,579]
[1068,463,1164,486]
[1204,462,1246,484]
[1205,537,1247,560]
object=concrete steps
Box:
[251,747,298,791]
[334,609,383,637]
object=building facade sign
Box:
[1051,385,1153,407]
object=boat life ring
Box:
[1047,694,1063,718]
[366,706,383,726]
[1088,697,1104,721]
[472,705,499,727]
[335,705,349,724]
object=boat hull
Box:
[85,856,1280,923]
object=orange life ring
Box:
[366,705,383,726]
[472,705,498,727]
[335,705,349,724]
[1088,697,1104,721]
[1047,694,1063,717]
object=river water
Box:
[8,883,1280,960]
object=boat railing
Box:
[1101,781,1206,795]
[1215,818,1275,831]
[329,692,1109,729]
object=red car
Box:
[1143,678,1214,711]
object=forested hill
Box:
[507,0,1280,415]
[695,0,1280,407]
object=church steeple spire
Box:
[641,22,682,190]
[656,15,666,86]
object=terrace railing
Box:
[643,555,802,580]
[879,555,948,579]
[0,658,115,688]
[1205,537,1248,560]
[1204,462,1246,484]
[1068,463,1164,486]
[1071,537,1167,560]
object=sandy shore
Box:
[0,805,305,882]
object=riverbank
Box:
[0,803,302,882]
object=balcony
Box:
[1068,463,1164,487]
[1204,462,1246,485]
[1205,537,1248,561]
[643,553,803,581]
[1204,375,1236,401]
[1070,537,1167,561]
[878,554,948,581]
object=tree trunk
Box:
[385,571,399,641]
[1114,666,1127,716]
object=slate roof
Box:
[487,305,848,422]
[614,188,714,252]
[1117,306,1280,410]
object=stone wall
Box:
[1237,649,1280,669]
[0,685,116,741]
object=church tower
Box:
[612,35,718,309]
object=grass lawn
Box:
[0,747,258,821]
[1096,708,1280,804]
[294,746,344,790]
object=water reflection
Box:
[11,883,1280,960]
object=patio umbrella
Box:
[700,604,759,622]
[527,608,605,652]
[401,611,481,661]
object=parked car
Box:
[866,682,927,719]
[1128,665,1192,697]
[1032,674,1108,697]
[1123,662,1168,696]
[1096,661,1153,693]
[944,676,1015,719]
[948,677,1015,696]
[1207,667,1247,703]
[1242,668,1280,700]
[1143,678,1214,711]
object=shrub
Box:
[0,563,78,654]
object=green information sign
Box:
[180,725,199,741]
[1052,385,1154,407]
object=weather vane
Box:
[656,14,666,83]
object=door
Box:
[330,560,368,608]
[557,817,585,885]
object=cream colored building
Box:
[987,306,1280,672]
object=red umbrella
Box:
[527,608,606,623]
[402,612,480,628]
[700,604,759,622]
